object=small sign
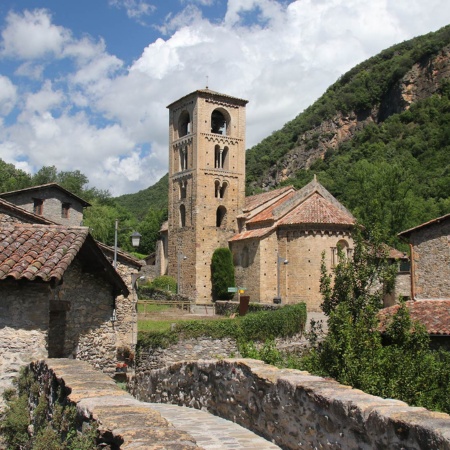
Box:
[228,287,238,293]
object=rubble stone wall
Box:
[133,358,450,450]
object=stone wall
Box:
[137,337,241,371]
[215,300,281,315]
[3,187,85,226]
[0,281,49,411]
[24,359,201,448]
[0,260,122,410]
[410,220,450,299]
[132,358,450,450]
[114,260,139,353]
[232,226,354,311]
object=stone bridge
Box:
[18,358,450,449]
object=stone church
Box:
[157,88,356,311]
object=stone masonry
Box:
[408,218,450,299]
[167,89,247,302]
[133,358,450,450]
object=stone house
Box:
[0,223,129,402]
[398,213,450,300]
[0,182,91,226]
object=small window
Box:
[61,203,70,219]
[216,205,226,227]
[179,147,188,171]
[220,182,227,199]
[180,181,187,199]
[33,198,43,215]
[214,180,221,198]
[180,204,186,227]
[178,111,191,138]
[211,109,228,135]
[241,246,249,268]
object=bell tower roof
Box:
[167,88,248,109]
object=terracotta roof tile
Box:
[0,224,89,282]
[398,213,450,238]
[379,300,450,336]
[277,193,356,226]
[247,191,296,224]
[229,226,276,242]
[244,186,294,213]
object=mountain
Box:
[244,25,450,246]
[115,173,168,220]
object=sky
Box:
[0,1,449,196]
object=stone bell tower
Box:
[167,89,248,302]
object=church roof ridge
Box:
[273,176,355,221]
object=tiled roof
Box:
[398,213,450,238]
[246,191,296,224]
[167,88,248,108]
[277,192,356,226]
[229,226,276,242]
[244,186,294,213]
[96,241,144,269]
[0,224,89,281]
[0,198,55,225]
[379,300,450,336]
[0,183,91,206]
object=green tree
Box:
[211,248,235,301]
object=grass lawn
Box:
[137,302,225,332]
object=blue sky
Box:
[0,0,449,195]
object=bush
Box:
[150,275,177,293]
[137,303,307,350]
[211,248,235,300]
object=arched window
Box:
[178,111,191,137]
[214,180,221,198]
[179,147,188,171]
[180,180,187,199]
[211,109,229,135]
[216,205,226,227]
[222,146,229,170]
[331,239,351,267]
[220,182,227,199]
[180,204,186,227]
[214,145,221,168]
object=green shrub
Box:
[137,303,307,350]
[211,248,235,300]
[150,275,177,293]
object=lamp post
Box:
[113,219,141,269]
[177,252,187,295]
[274,255,288,304]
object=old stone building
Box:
[166,89,247,301]
[0,182,90,226]
[160,88,359,311]
[0,223,130,404]
[398,213,450,300]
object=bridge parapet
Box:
[133,358,450,450]
[26,359,201,449]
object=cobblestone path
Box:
[148,403,281,449]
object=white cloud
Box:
[109,0,156,22]
[0,76,17,115]
[1,0,450,195]
[0,9,70,59]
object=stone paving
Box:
[148,403,281,449]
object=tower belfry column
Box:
[166,89,248,303]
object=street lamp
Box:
[177,253,187,295]
[113,219,141,269]
[274,255,288,304]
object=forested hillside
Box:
[246,24,450,247]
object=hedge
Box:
[137,303,307,350]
